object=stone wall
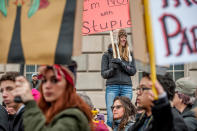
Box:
[188,62,197,82]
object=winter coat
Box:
[0,104,9,131]
[171,108,188,131]
[113,119,134,131]
[128,96,174,131]
[31,80,40,90]
[8,105,24,131]
[175,105,197,131]
[23,101,91,131]
[101,48,136,86]
[182,110,197,131]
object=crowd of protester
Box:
[1,68,197,131]
[0,29,197,131]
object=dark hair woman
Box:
[112,96,136,131]
[12,65,94,131]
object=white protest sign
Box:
[149,0,197,65]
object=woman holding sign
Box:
[101,29,136,127]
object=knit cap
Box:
[175,77,197,97]
[32,73,37,77]
[118,29,127,38]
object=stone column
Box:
[189,62,197,82]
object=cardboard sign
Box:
[149,0,197,65]
[0,0,83,65]
[83,0,131,35]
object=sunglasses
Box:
[111,105,123,110]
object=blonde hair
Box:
[118,43,129,61]
[117,29,129,61]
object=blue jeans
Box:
[105,85,133,127]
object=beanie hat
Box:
[32,73,37,77]
[175,77,197,97]
[118,29,127,38]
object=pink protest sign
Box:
[83,0,131,35]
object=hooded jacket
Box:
[23,101,91,131]
[182,110,197,131]
[175,105,197,131]
[101,48,136,86]
[171,108,188,131]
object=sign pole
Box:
[110,31,117,58]
[144,0,158,100]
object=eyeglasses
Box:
[136,85,152,93]
[111,105,123,110]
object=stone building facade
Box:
[0,31,197,114]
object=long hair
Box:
[117,29,129,61]
[108,42,129,62]
[112,96,136,131]
[118,43,129,61]
[37,68,94,130]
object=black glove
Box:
[111,63,118,69]
[111,58,121,64]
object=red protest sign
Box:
[83,0,131,35]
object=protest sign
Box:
[149,0,197,65]
[83,0,131,35]
[0,0,82,65]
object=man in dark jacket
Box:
[129,72,188,131]
[31,73,40,90]
[0,104,9,131]
[173,77,197,131]
[157,73,188,131]
[0,72,24,131]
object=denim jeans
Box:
[105,85,133,127]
